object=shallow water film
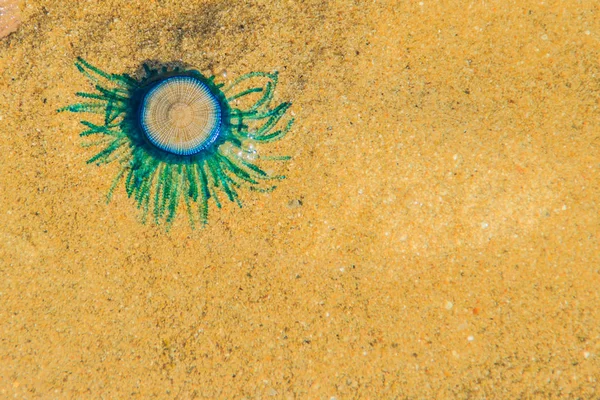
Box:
[1,1,599,398]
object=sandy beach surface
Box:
[1,0,599,398]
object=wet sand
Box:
[1,0,599,397]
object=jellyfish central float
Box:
[140,76,223,155]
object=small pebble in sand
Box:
[445,301,453,310]
[287,199,303,208]
[0,0,21,39]
[467,335,474,342]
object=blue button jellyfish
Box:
[59,58,294,228]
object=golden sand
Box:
[0,0,599,398]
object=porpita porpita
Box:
[59,58,294,228]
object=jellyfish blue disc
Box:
[140,76,222,155]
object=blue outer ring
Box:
[139,76,223,156]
